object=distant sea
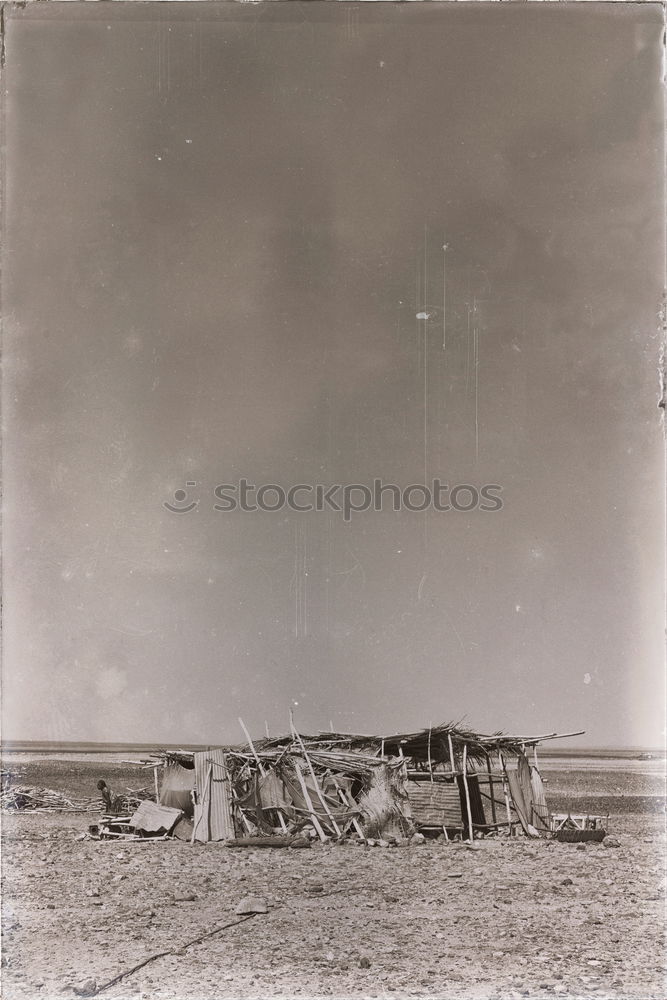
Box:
[2,740,665,773]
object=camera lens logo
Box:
[163,482,198,513]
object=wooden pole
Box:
[153,766,160,805]
[239,717,264,772]
[331,774,366,840]
[239,717,289,834]
[294,760,327,842]
[291,723,342,837]
[427,722,433,783]
[498,750,513,836]
[485,753,497,824]
[447,732,455,774]
[461,744,474,842]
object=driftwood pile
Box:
[1,778,155,814]
[109,786,156,813]
[1,785,92,812]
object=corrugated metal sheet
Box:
[193,749,235,842]
[407,779,463,828]
[129,800,182,834]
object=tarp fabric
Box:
[529,764,550,830]
[506,753,543,837]
[160,763,195,817]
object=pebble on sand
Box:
[235,896,268,915]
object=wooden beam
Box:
[447,732,455,775]
[485,753,497,825]
[331,774,366,841]
[427,722,433,783]
[498,749,514,836]
[293,760,327,842]
[291,723,342,837]
[461,744,474,843]
[239,717,289,834]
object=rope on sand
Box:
[83,912,259,997]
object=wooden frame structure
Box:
[144,721,583,843]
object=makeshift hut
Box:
[143,721,583,844]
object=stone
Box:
[173,890,197,902]
[410,833,426,845]
[603,837,621,848]
[235,896,268,915]
[359,957,371,969]
[73,980,97,997]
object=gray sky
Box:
[2,2,664,747]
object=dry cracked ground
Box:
[2,808,665,1000]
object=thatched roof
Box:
[148,722,582,769]
[253,722,579,764]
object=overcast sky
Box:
[2,2,664,747]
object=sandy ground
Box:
[1,763,665,1000]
